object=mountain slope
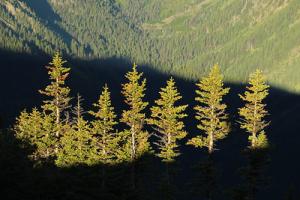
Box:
[1,0,300,92]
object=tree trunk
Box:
[54,105,60,154]
[252,101,258,148]
[209,105,215,154]
[251,131,257,148]
[131,124,136,161]
[56,77,60,138]
[46,148,49,157]
[56,106,60,133]
[208,132,214,154]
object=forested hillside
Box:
[1,2,300,199]
[1,0,300,92]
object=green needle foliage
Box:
[14,108,55,161]
[56,95,92,167]
[120,63,150,162]
[89,84,120,165]
[39,52,71,138]
[239,70,270,149]
[187,65,230,154]
[14,52,72,163]
[148,77,188,162]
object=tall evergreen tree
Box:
[187,64,230,154]
[89,85,120,189]
[148,77,187,200]
[56,94,91,167]
[14,53,71,161]
[148,77,188,162]
[238,70,270,149]
[120,63,150,161]
[119,63,150,190]
[39,52,71,139]
[89,84,119,165]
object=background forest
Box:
[1,0,300,92]
[1,0,300,200]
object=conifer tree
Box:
[120,63,150,161]
[89,85,120,188]
[148,77,188,162]
[89,84,119,165]
[39,52,71,139]
[56,94,91,167]
[187,64,230,154]
[14,108,55,160]
[14,53,71,161]
[238,70,270,149]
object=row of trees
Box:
[14,52,270,168]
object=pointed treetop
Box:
[248,69,269,91]
[90,83,115,118]
[103,83,109,94]
[104,83,108,88]
[207,64,223,82]
[250,69,266,82]
[49,51,66,68]
[133,62,138,71]
[169,76,175,83]
[211,64,221,74]
[45,51,70,82]
[52,51,65,62]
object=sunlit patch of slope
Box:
[142,0,212,30]
[140,0,300,92]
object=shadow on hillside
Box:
[22,0,73,45]
[0,49,300,200]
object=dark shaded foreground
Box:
[0,49,300,199]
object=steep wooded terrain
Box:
[1,0,300,92]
